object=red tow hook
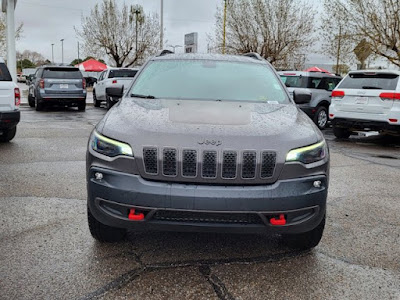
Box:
[128,208,145,221]
[270,214,286,226]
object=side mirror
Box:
[106,85,124,98]
[293,89,311,104]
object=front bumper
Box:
[0,110,20,129]
[87,167,328,234]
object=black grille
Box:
[182,150,197,177]
[222,151,237,179]
[143,148,158,174]
[153,210,264,224]
[242,151,256,179]
[143,148,276,180]
[202,151,217,178]
[163,148,177,176]
[261,151,276,178]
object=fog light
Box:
[95,172,103,180]
[313,180,322,188]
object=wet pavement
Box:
[1,106,399,300]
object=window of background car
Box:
[43,68,82,79]
[0,63,12,81]
[338,73,399,90]
[108,70,138,78]
[280,75,306,88]
[130,60,289,103]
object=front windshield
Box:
[129,60,289,103]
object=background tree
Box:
[76,0,160,67]
[0,13,23,58]
[321,1,355,73]
[329,0,400,67]
[212,0,316,67]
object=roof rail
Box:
[242,52,263,60]
[156,49,174,57]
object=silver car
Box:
[278,71,342,129]
[87,53,329,250]
[28,66,87,111]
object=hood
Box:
[97,97,322,184]
[100,97,320,154]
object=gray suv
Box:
[28,66,87,111]
[87,53,329,250]
[278,71,342,129]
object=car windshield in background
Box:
[130,60,289,103]
[338,73,399,90]
[109,70,138,78]
[280,75,322,89]
[43,68,82,79]
[0,63,12,81]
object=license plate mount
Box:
[355,97,368,104]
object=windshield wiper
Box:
[362,86,382,89]
[130,93,157,99]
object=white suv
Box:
[0,58,20,142]
[93,68,139,109]
[330,70,400,138]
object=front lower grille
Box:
[153,210,264,224]
[142,148,277,181]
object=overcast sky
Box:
[13,0,330,65]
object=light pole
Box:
[60,39,64,65]
[51,43,54,64]
[160,0,163,49]
[167,45,182,53]
[222,0,227,54]
[133,8,141,54]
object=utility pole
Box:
[60,39,64,65]
[133,8,141,54]
[77,41,80,63]
[160,0,164,49]
[222,0,227,54]
[5,0,17,82]
[335,25,342,75]
[51,43,54,64]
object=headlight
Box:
[90,130,133,157]
[286,140,327,164]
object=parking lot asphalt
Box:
[1,105,399,300]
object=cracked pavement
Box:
[1,106,399,300]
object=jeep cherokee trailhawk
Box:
[86,52,329,250]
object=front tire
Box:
[314,106,328,130]
[78,100,86,111]
[28,94,35,108]
[88,207,127,243]
[333,125,351,139]
[106,96,113,110]
[35,99,44,111]
[0,126,17,142]
[282,215,325,250]
[93,90,100,107]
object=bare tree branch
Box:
[75,0,160,67]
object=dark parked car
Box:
[87,52,329,250]
[28,66,87,111]
[278,71,342,129]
